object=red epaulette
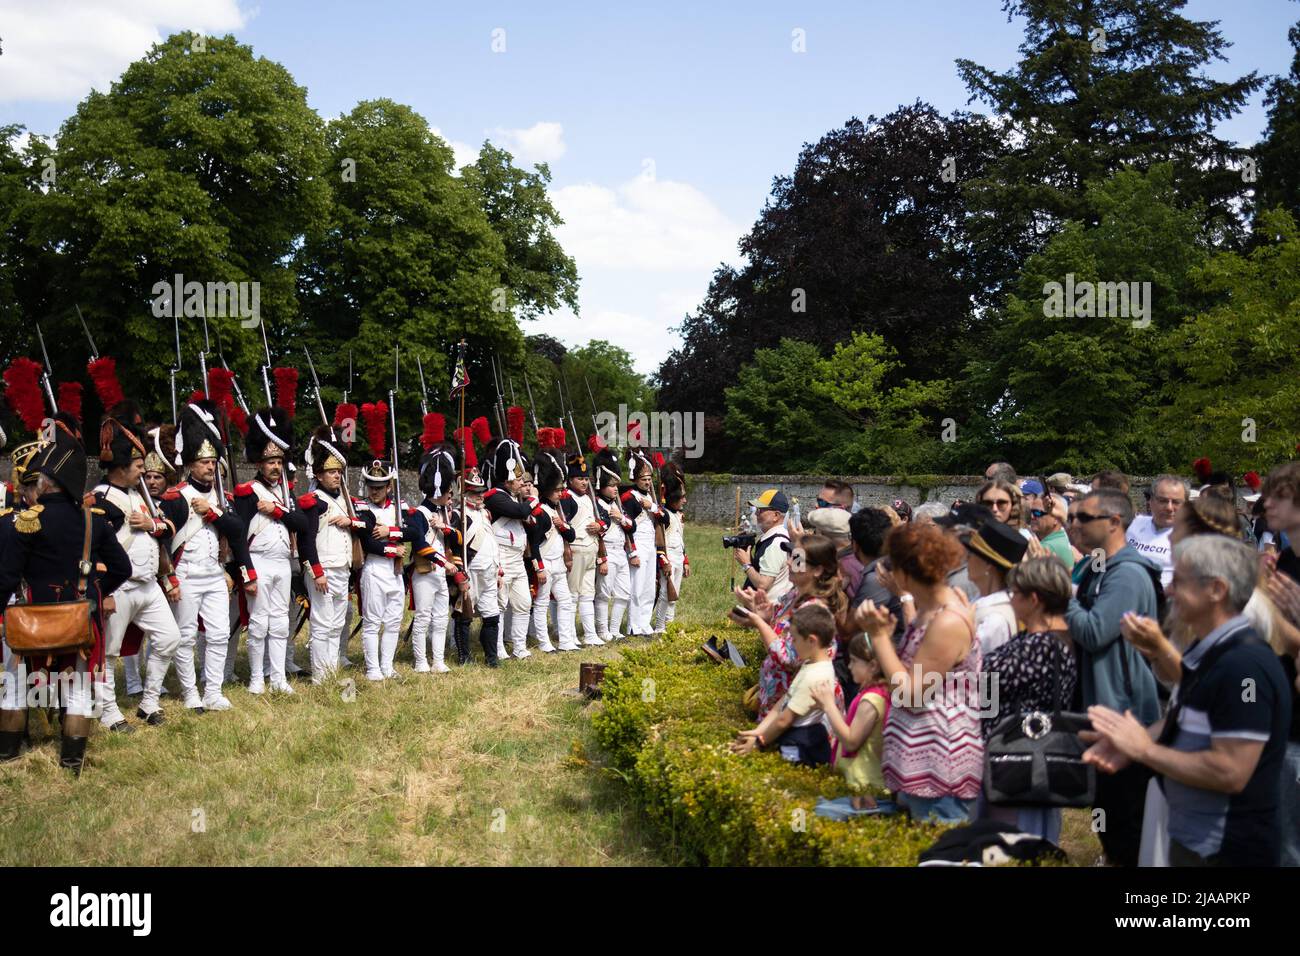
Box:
[162,488,183,501]
[174,481,188,490]
[620,491,634,502]
[234,482,255,497]
[298,492,318,510]
[483,487,502,498]
[560,489,571,499]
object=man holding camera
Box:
[731,489,792,601]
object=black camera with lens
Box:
[722,533,756,550]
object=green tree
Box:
[723,340,856,473]
[25,33,330,422]
[810,332,954,474]
[963,165,1209,473]
[1160,209,1300,473]
[460,143,579,322]
[958,0,1261,277]
[297,99,514,436]
[1256,18,1300,227]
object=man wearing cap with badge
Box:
[734,489,793,601]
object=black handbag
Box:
[983,642,1095,808]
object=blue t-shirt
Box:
[1162,616,1292,865]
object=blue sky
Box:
[3,0,1297,374]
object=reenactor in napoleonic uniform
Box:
[0,418,131,775]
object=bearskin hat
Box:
[533,447,566,497]
[176,401,225,466]
[660,460,686,503]
[418,441,458,498]
[304,425,349,481]
[246,406,293,463]
[484,436,527,489]
[593,447,622,489]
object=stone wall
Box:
[682,474,1162,526]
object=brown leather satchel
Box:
[4,508,96,656]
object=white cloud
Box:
[490,121,566,164]
[0,0,249,102]
[552,172,741,272]
[532,171,743,375]
[429,127,480,172]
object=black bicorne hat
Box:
[177,401,225,466]
[246,406,293,464]
[566,451,589,480]
[32,421,88,499]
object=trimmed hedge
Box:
[591,625,944,866]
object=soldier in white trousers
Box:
[91,414,183,731]
[622,450,662,636]
[296,426,363,683]
[461,463,503,667]
[652,466,690,633]
[233,407,308,696]
[355,459,411,681]
[592,448,635,641]
[158,401,257,716]
[482,429,548,660]
[561,448,606,646]
[532,435,577,651]
[407,430,462,673]
[121,446,180,700]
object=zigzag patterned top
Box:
[882,609,985,800]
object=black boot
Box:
[0,710,25,761]
[59,736,88,777]
[454,619,472,665]
[479,616,500,668]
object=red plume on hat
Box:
[471,415,491,445]
[587,433,606,453]
[206,367,235,415]
[273,367,299,419]
[506,406,524,445]
[57,382,83,422]
[454,425,479,469]
[229,405,249,436]
[189,389,206,404]
[87,356,125,411]
[361,400,388,457]
[1192,457,1212,484]
[420,412,445,452]
[3,357,45,433]
[652,451,665,469]
[333,401,358,429]
[1243,471,1262,491]
[536,427,560,450]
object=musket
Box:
[521,370,541,436]
[195,343,227,501]
[583,375,601,435]
[34,324,57,415]
[559,369,607,566]
[256,320,294,513]
[554,380,569,446]
[302,344,360,522]
[416,354,429,417]
[388,368,406,577]
[343,349,353,405]
[169,308,181,425]
[488,354,507,436]
[506,372,516,407]
[214,326,250,414]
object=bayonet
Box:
[34,324,57,414]
[416,354,429,417]
[522,370,540,435]
[75,305,99,360]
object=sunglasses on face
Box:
[1030,508,1047,519]
[1069,511,1111,524]
[980,497,1013,508]
[815,497,837,510]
